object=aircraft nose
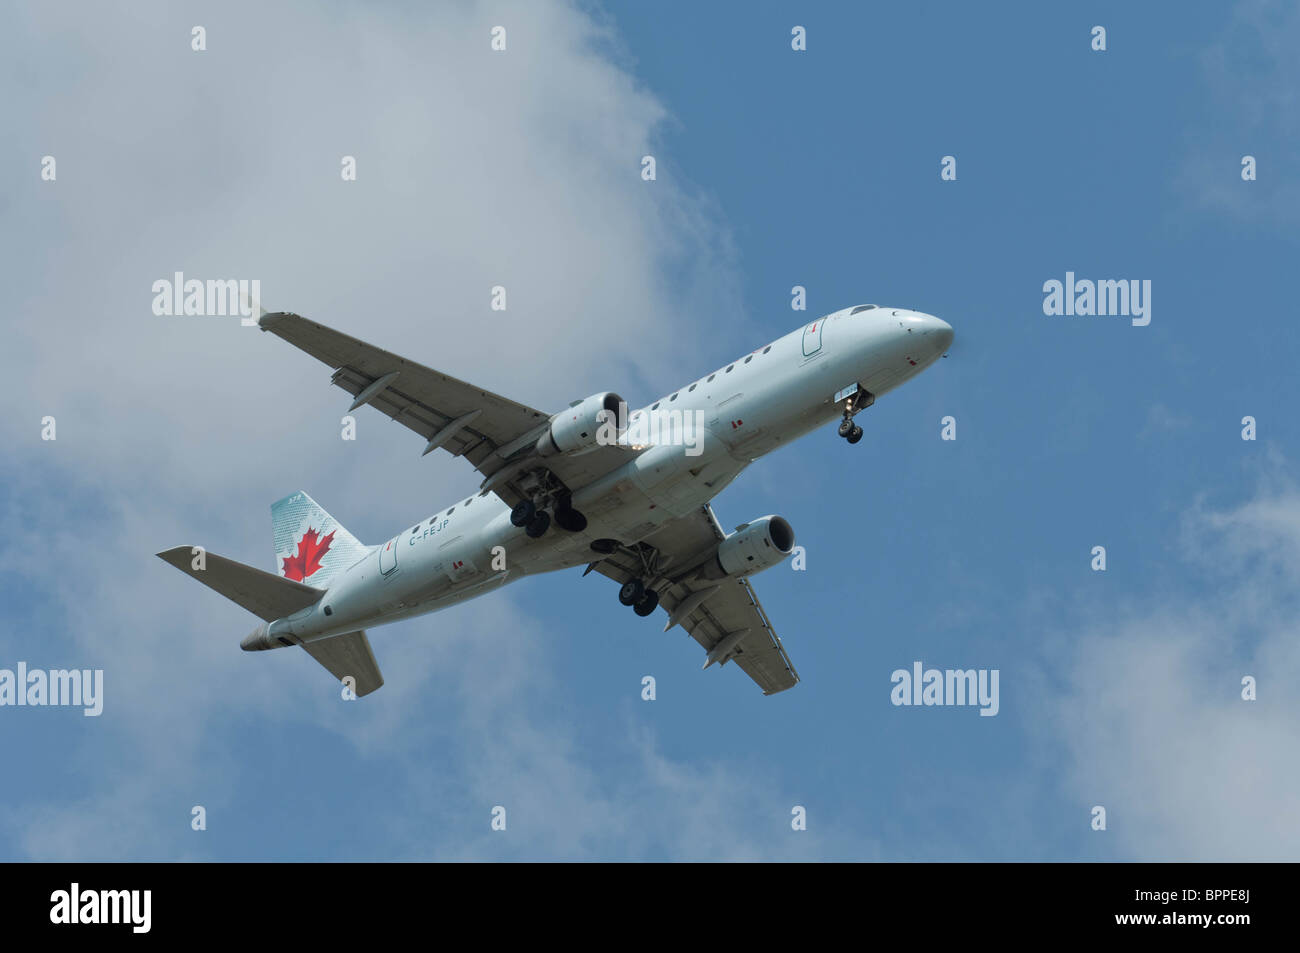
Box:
[903,312,953,354]
[929,315,954,353]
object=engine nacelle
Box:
[537,392,626,457]
[699,515,796,580]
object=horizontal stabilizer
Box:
[302,631,384,697]
[157,546,323,622]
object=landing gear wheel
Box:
[847,425,863,444]
[838,418,854,438]
[618,578,646,607]
[633,589,660,617]
[554,506,588,532]
[510,500,537,527]
[524,511,551,538]
[590,538,619,555]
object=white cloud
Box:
[1178,0,1300,222]
[0,0,814,861]
[1043,477,1300,860]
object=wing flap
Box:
[680,577,799,695]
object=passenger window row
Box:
[415,496,476,532]
[648,343,775,411]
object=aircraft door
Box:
[379,536,399,575]
[801,318,824,356]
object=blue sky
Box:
[1,0,1297,861]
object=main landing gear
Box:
[509,499,547,537]
[552,491,588,533]
[593,539,663,618]
[618,578,660,616]
[510,490,588,538]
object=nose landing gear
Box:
[835,382,873,445]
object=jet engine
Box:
[698,515,796,580]
[536,392,626,457]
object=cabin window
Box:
[726,364,734,373]
[410,526,419,534]
[707,374,716,382]
[763,346,771,354]
[652,402,660,410]
[688,384,697,392]
[744,355,753,364]
[670,393,678,401]
[323,605,333,616]
[447,507,455,515]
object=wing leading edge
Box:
[257,311,641,508]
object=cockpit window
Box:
[851,304,877,314]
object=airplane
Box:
[158,304,953,697]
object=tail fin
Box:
[271,491,369,588]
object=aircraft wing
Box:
[588,505,800,695]
[258,312,636,506]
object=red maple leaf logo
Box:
[281,526,335,581]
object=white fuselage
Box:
[266,305,952,645]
